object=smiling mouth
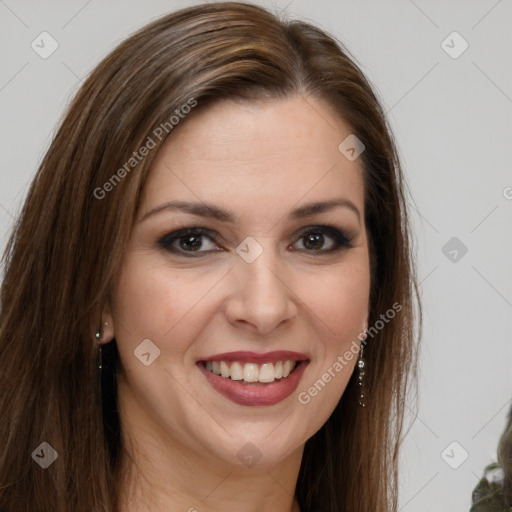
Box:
[200,360,300,385]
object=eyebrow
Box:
[141,198,361,223]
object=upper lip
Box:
[198,350,309,364]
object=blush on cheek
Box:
[301,284,368,339]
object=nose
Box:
[223,245,297,336]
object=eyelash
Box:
[157,225,355,257]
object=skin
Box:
[99,95,371,512]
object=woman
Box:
[0,2,421,511]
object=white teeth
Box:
[258,363,276,383]
[211,361,221,376]
[220,361,230,378]
[204,360,298,383]
[243,363,259,382]
[274,361,283,379]
[283,360,295,378]
[230,362,244,381]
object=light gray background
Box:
[1,1,511,510]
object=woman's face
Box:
[107,95,370,470]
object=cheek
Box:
[113,249,370,348]
[292,258,369,415]
[111,258,228,354]
[294,259,370,338]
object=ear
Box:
[98,301,116,344]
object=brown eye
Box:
[158,228,220,256]
[158,224,354,258]
[292,226,354,253]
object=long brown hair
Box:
[0,3,421,511]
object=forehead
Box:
[140,95,365,220]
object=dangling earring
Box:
[95,329,102,370]
[357,329,368,407]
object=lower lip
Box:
[198,361,309,406]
